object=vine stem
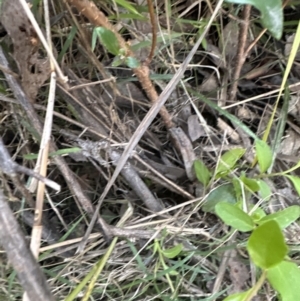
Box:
[245,269,267,301]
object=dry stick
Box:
[144,0,157,66]
[228,5,251,101]
[75,0,225,252]
[0,190,55,301]
[0,138,60,191]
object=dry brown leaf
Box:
[219,21,240,65]
[1,0,51,102]
[219,21,252,69]
[199,75,218,93]
[228,250,249,294]
[288,93,300,119]
[280,129,300,156]
[169,127,196,181]
[187,114,207,142]
[285,34,300,61]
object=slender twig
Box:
[0,138,60,191]
[144,0,157,66]
[228,5,251,101]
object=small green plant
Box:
[151,237,183,293]
[92,27,140,68]
[225,0,283,39]
[194,139,300,301]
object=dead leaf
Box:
[228,250,249,294]
[280,129,300,156]
[187,115,207,142]
[1,0,51,102]
[285,34,300,61]
[169,127,196,181]
[206,42,226,68]
[219,21,252,68]
[288,92,300,119]
[199,75,218,93]
[219,21,240,65]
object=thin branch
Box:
[144,0,157,66]
[0,190,55,301]
[228,5,251,101]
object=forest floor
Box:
[0,1,300,300]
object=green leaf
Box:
[250,206,266,223]
[162,244,183,259]
[194,160,211,186]
[225,0,283,40]
[257,179,271,201]
[215,202,255,232]
[93,27,120,55]
[114,0,141,15]
[286,175,300,197]
[125,56,140,68]
[258,206,300,229]
[247,220,288,269]
[112,56,124,67]
[267,261,300,301]
[240,174,260,192]
[255,139,272,173]
[216,148,245,177]
[58,26,77,63]
[202,183,237,213]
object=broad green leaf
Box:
[257,179,272,201]
[255,139,272,173]
[267,261,300,301]
[215,202,255,232]
[258,206,300,229]
[225,0,283,40]
[162,244,183,259]
[247,220,287,269]
[286,175,300,197]
[240,175,260,192]
[216,148,245,177]
[194,159,211,186]
[223,290,250,301]
[202,183,237,213]
[93,27,120,55]
[125,56,140,68]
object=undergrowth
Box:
[1,0,300,300]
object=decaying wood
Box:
[0,190,55,301]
